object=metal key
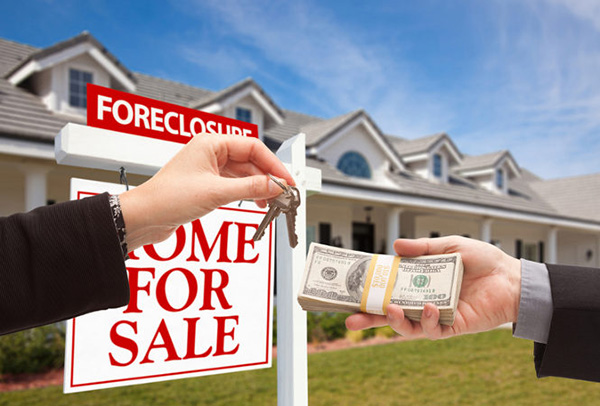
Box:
[284,187,301,248]
[252,175,292,242]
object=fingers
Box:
[214,175,284,204]
[220,136,295,186]
[393,236,462,257]
[345,305,425,339]
[345,313,388,331]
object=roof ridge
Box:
[133,71,214,92]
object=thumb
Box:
[216,175,285,204]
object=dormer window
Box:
[496,169,504,190]
[337,151,371,179]
[236,107,252,123]
[433,153,443,178]
[69,68,93,108]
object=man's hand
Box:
[119,134,294,250]
[345,236,521,340]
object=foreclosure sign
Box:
[64,178,274,393]
[87,84,259,143]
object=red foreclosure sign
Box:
[87,84,259,143]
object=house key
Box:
[252,174,300,248]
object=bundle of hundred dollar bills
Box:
[298,243,464,326]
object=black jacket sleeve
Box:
[0,193,129,335]
[533,263,600,382]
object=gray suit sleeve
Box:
[513,259,553,343]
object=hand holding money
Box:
[345,236,522,340]
[298,243,464,326]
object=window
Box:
[69,69,93,108]
[433,153,443,178]
[337,151,371,179]
[236,107,252,123]
[319,223,331,245]
[496,169,504,190]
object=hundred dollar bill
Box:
[297,243,463,326]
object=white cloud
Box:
[181,0,454,137]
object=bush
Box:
[374,326,397,338]
[0,324,65,375]
[345,329,364,343]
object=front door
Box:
[352,222,374,252]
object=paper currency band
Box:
[360,254,401,315]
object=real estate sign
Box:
[64,178,274,393]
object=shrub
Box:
[374,326,397,338]
[345,329,364,343]
[0,324,65,375]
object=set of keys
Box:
[252,174,300,248]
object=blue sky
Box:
[2,0,600,179]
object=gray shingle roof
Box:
[388,132,446,156]
[0,78,73,142]
[133,72,213,106]
[300,109,362,146]
[454,150,508,172]
[0,38,38,77]
[529,173,600,222]
[4,32,136,84]
[264,109,325,144]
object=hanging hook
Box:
[119,167,129,191]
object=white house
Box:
[1,32,599,268]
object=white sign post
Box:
[56,124,321,404]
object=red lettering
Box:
[187,220,232,263]
[183,317,212,359]
[214,315,239,356]
[144,226,186,261]
[124,267,156,313]
[109,320,138,367]
[156,268,198,312]
[140,319,182,364]
[234,222,259,263]
[199,269,232,310]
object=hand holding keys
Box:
[252,174,300,248]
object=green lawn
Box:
[2,329,600,405]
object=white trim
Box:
[201,103,223,114]
[199,86,284,125]
[250,89,284,125]
[458,167,494,177]
[497,155,520,178]
[314,115,405,171]
[0,137,54,160]
[402,152,429,163]
[7,42,135,92]
[321,182,600,233]
[88,48,135,92]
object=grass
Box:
[2,329,600,405]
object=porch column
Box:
[547,227,558,264]
[23,165,49,212]
[480,218,493,243]
[387,207,403,255]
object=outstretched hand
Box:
[345,236,521,340]
[119,134,295,250]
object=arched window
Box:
[337,151,371,179]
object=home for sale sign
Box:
[64,179,274,393]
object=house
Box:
[1,32,599,267]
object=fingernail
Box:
[423,307,431,318]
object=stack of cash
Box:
[297,243,463,326]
